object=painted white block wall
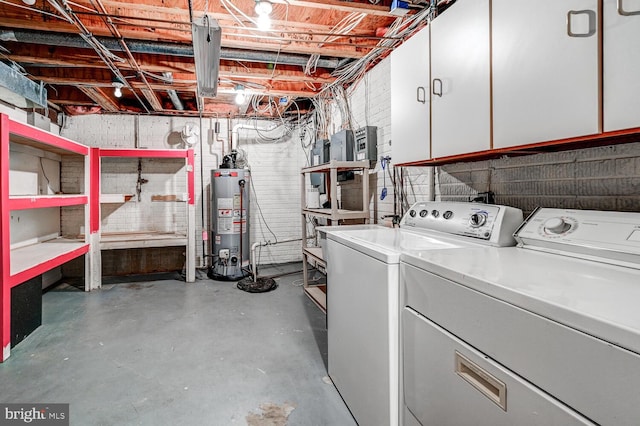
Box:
[61,114,307,267]
[329,56,434,221]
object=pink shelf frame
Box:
[9,195,88,210]
[1,114,91,362]
[9,244,89,288]
[97,148,195,206]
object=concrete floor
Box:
[0,265,355,426]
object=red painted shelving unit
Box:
[95,148,195,286]
[1,113,95,362]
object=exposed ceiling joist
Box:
[77,86,119,112]
[0,0,424,117]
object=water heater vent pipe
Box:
[231,122,279,150]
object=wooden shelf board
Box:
[9,194,88,210]
[304,285,327,313]
[99,148,190,158]
[8,119,89,156]
[303,247,325,265]
[303,208,369,220]
[10,238,88,287]
[100,194,134,203]
[301,160,370,174]
[100,232,188,250]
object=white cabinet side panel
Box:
[326,239,396,426]
[493,0,599,148]
[603,0,640,131]
[391,27,430,164]
[430,0,491,158]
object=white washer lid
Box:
[324,226,483,264]
[401,247,640,355]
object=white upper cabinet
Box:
[430,0,491,158]
[492,0,600,149]
[603,0,640,132]
[391,26,430,164]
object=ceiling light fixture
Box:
[192,15,222,99]
[257,14,271,31]
[112,79,124,98]
[254,0,273,30]
[254,0,273,16]
[22,0,36,5]
[234,85,246,105]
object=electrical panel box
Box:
[330,129,355,162]
[355,126,378,161]
[310,139,329,193]
[311,139,330,165]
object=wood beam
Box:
[77,87,119,112]
[6,44,336,84]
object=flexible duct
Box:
[231,122,279,150]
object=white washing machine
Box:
[323,201,523,426]
[401,208,640,425]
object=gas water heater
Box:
[208,167,251,280]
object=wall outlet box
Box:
[390,0,409,16]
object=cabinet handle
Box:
[618,0,640,15]
[432,78,443,97]
[566,10,597,37]
[416,86,426,104]
[455,351,507,411]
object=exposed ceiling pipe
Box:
[231,121,279,151]
[37,1,151,113]
[162,72,184,111]
[91,0,161,111]
[0,29,342,69]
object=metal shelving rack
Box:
[300,160,370,312]
[1,113,94,362]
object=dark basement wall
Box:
[437,141,640,215]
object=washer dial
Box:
[543,217,572,234]
[469,212,488,228]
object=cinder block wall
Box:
[438,142,640,215]
[334,56,434,221]
[61,115,307,274]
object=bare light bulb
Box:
[235,91,246,105]
[254,0,273,15]
[113,83,123,98]
[257,14,271,31]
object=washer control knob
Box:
[443,210,454,220]
[419,209,428,218]
[544,217,571,234]
[431,210,440,218]
[409,210,416,218]
[469,212,487,228]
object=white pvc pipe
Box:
[250,237,308,282]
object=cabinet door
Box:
[390,26,430,164]
[430,0,491,158]
[604,0,640,132]
[493,0,599,149]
